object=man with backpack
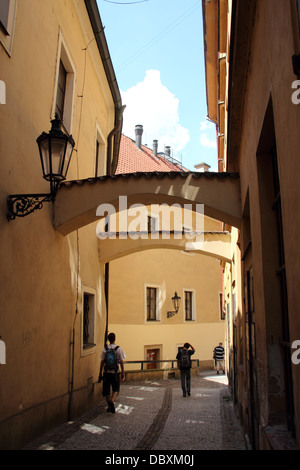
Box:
[99,332,126,413]
[176,342,195,397]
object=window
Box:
[82,289,96,350]
[184,290,195,321]
[94,128,105,177]
[147,215,158,235]
[219,292,225,320]
[146,286,159,321]
[95,139,100,177]
[0,0,10,34]
[53,35,75,133]
[55,61,67,121]
[0,0,17,55]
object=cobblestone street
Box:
[23,371,246,453]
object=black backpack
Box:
[179,349,190,369]
[104,345,120,372]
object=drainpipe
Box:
[104,263,109,347]
[105,107,125,343]
[107,105,126,175]
[108,105,126,175]
[68,231,80,421]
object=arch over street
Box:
[98,231,231,264]
[54,172,241,236]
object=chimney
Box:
[194,162,211,172]
[153,140,158,157]
[135,124,143,149]
[165,146,171,158]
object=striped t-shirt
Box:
[214,345,225,360]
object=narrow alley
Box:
[23,371,246,453]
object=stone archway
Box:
[54,172,241,235]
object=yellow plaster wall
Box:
[0,0,115,448]
[108,245,225,365]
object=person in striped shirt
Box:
[213,342,225,374]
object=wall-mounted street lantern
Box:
[167,291,181,318]
[7,115,75,221]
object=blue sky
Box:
[97,0,218,171]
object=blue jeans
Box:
[180,368,191,395]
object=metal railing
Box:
[124,359,200,371]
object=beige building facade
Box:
[0,0,123,449]
[203,0,300,450]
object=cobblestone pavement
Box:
[23,371,246,452]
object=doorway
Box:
[146,347,161,369]
[256,97,295,435]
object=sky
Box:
[96,0,218,172]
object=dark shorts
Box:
[102,372,120,397]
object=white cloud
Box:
[121,70,189,153]
[199,119,217,148]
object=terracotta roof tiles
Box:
[116,134,187,174]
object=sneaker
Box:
[107,401,115,413]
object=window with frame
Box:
[0,0,17,55]
[82,291,96,349]
[94,129,105,177]
[0,0,10,34]
[55,60,67,121]
[147,215,158,235]
[184,291,194,321]
[219,292,225,320]
[146,287,158,321]
[95,139,100,177]
[54,36,75,133]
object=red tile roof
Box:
[116,134,187,174]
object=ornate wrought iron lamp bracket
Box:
[7,192,56,221]
[167,310,178,318]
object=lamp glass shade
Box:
[38,137,51,180]
[172,292,181,312]
[37,116,75,184]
